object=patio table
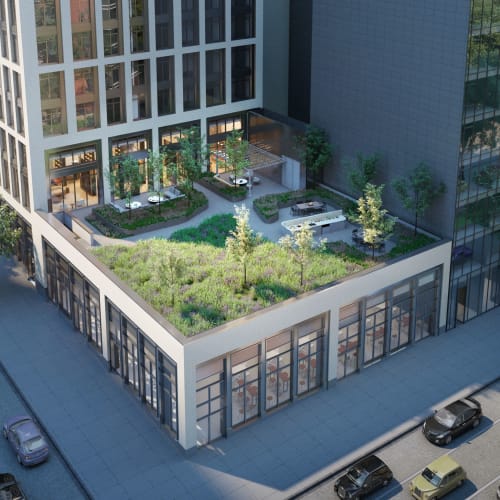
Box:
[125,201,142,209]
[294,201,325,215]
[148,195,166,204]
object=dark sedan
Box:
[334,455,393,499]
[0,472,27,499]
[422,397,482,445]
[2,416,49,466]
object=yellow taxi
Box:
[409,455,466,499]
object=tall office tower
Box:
[305,0,500,328]
[0,0,262,273]
[448,0,500,327]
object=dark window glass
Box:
[231,44,254,102]
[155,0,173,50]
[231,0,254,40]
[206,49,225,106]
[157,56,175,115]
[206,0,225,43]
[183,52,200,111]
[182,0,199,46]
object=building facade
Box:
[306,0,500,329]
[1,0,262,230]
[0,0,481,451]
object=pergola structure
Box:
[216,143,284,185]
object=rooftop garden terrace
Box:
[92,209,436,336]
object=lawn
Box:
[93,214,372,336]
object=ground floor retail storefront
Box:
[36,222,450,449]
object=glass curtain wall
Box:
[338,268,441,378]
[449,0,500,327]
[107,301,178,436]
[43,240,102,351]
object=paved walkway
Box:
[1,256,499,499]
[126,179,360,247]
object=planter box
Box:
[198,177,247,202]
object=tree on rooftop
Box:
[296,126,333,185]
[343,152,380,196]
[106,155,144,219]
[279,224,326,288]
[147,149,168,215]
[177,126,207,194]
[355,183,396,258]
[392,162,446,236]
[0,198,21,257]
[156,249,184,306]
[224,129,250,186]
[225,204,262,287]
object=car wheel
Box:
[472,418,480,428]
[2,428,6,438]
[444,434,452,445]
[16,454,23,466]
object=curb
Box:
[286,375,500,499]
[0,360,93,500]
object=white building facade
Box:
[0,0,454,451]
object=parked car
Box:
[497,482,500,499]
[0,472,27,499]
[422,397,482,445]
[409,455,466,499]
[2,416,49,466]
[333,454,393,499]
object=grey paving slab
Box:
[1,249,500,500]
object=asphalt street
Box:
[301,379,500,500]
[0,364,88,500]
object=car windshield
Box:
[347,467,368,487]
[23,436,45,452]
[434,408,457,428]
[422,468,442,487]
[10,418,31,431]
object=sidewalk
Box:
[1,257,500,500]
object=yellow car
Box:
[409,455,466,499]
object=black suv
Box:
[334,455,393,499]
[0,473,26,500]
